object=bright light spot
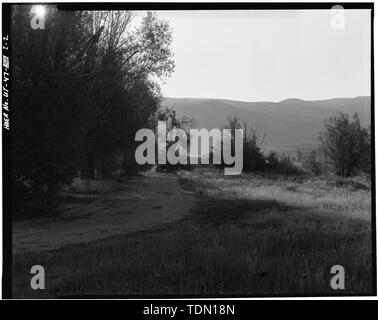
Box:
[31,5,46,18]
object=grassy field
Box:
[12,169,373,297]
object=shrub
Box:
[304,150,322,175]
[266,152,279,170]
[278,157,303,175]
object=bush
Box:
[266,152,280,170]
[304,150,322,175]
[12,178,59,221]
[266,152,303,175]
[319,112,370,177]
[278,157,303,175]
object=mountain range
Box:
[162,96,371,148]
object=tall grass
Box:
[13,169,373,297]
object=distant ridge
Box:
[280,98,305,104]
[162,96,370,148]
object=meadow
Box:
[12,168,373,297]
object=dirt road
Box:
[12,173,195,255]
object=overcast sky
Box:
[151,10,371,102]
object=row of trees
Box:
[214,112,371,177]
[12,6,174,216]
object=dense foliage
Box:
[11,6,174,217]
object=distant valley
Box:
[162,96,371,148]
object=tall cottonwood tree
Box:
[12,7,94,215]
[11,6,174,217]
[81,11,174,178]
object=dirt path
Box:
[13,173,195,255]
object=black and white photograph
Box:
[1,2,375,300]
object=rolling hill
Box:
[162,96,371,148]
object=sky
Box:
[149,9,371,102]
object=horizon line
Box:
[162,95,371,104]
